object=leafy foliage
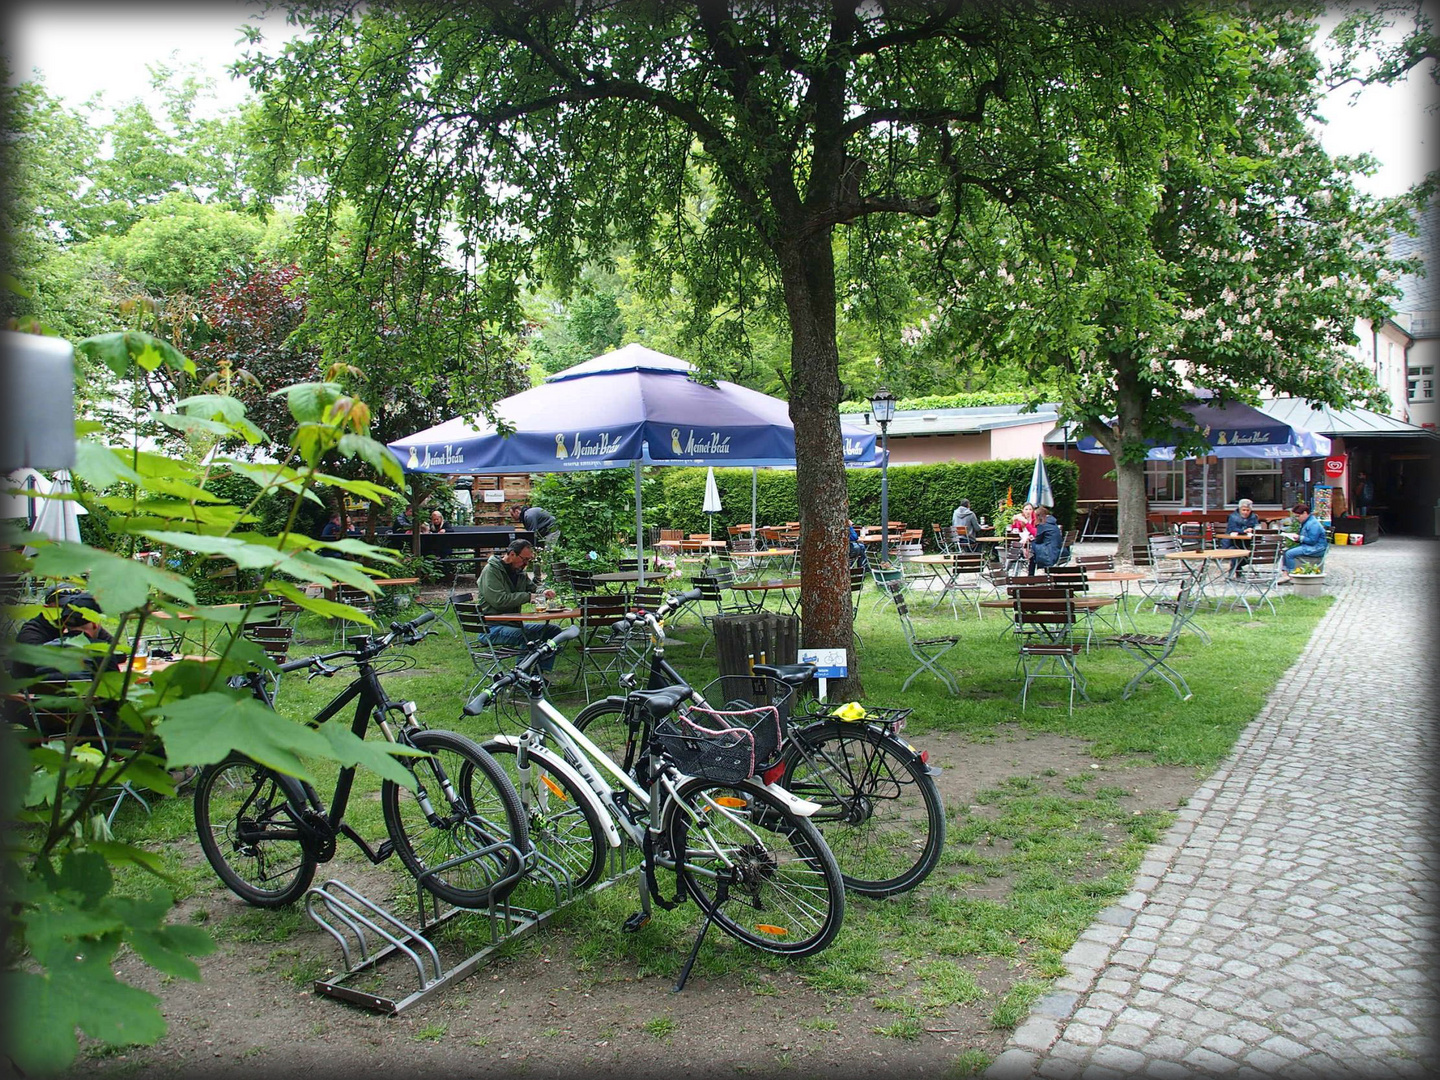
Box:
[2,329,413,1071]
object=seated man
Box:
[950,499,981,551]
[848,521,869,570]
[1028,505,1066,574]
[1218,499,1261,548]
[1280,501,1327,580]
[477,539,564,671]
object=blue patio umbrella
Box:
[389,344,879,578]
[1074,393,1330,510]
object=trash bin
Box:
[710,612,799,677]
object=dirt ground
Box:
[62,726,1203,1080]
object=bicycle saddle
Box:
[625,684,692,718]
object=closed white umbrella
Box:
[25,469,87,553]
[1027,454,1054,508]
[702,465,722,537]
[2,468,50,525]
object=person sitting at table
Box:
[1028,505,1067,574]
[1008,501,1037,558]
[320,512,345,540]
[1279,502,1327,582]
[428,509,449,533]
[1217,498,1261,574]
[950,499,981,551]
[477,539,564,672]
[846,521,870,570]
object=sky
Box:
[4,2,1437,198]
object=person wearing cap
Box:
[476,538,564,670]
[1279,501,1328,581]
[9,590,121,683]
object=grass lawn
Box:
[102,573,1331,1063]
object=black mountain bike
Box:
[575,590,946,898]
[194,611,529,909]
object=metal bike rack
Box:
[304,838,641,1015]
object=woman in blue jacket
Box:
[1280,502,1328,579]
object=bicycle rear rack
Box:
[304,839,639,1014]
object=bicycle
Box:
[193,610,530,910]
[464,625,845,983]
[574,589,945,898]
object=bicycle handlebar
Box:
[462,623,582,714]
[273,611,437,675]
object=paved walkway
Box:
[987,537,1439,1079]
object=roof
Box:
[1044,397,1439,444]
[1391,195,1438,322]
[1258,397,1440,440]
[840,402,1060,438]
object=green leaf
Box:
[274,382,339,424]
[135,530,289,570]
[175,394,249,423]
[32,542,196,610]
[75,331,195,379]
[314,720,426,789]
[110,890,214,980]
[337,433,406,487]
[156,693,330,781]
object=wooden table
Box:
[981,595,1117,613]
[730,577,801,615]
[1077,499,1119,540]
[1084,570,1147,630]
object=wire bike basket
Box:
[655,675,794,783]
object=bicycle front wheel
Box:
[667,776,844,958]
[382,729,530,909]
[781,722,945,898]
[194,754,316,908]
[483,740,608,893]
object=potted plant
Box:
[1290,560,1326,597]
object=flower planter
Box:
[1292,573,1326,598]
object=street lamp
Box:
[869,386,896,564]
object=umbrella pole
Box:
[635,461,645,585]
[751,468,757,542]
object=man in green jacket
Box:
[477,539,563,671]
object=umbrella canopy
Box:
[1027,454,1054,508]
[24,469,87,553]
[390,343,878,473]
[1075,394,1331,461]
[702,466,723,513]
[389,344,878,581]
[2,468,50,525]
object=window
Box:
[1409,365,1434,403]
[1231,459,1281,506]
[1145,461,1184,504]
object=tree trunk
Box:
[1088,349,1153,560]
[778,230,860,698]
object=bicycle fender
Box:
[483,734,623,850]
[747,777,824,817]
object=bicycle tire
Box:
[667,775,844,958]
[193,754,317,908]
[382,729,530,909]
[482,739,608,893]
[572,696,643,778]
[781,721,945,898]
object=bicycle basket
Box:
[654,714,756,784]
[697,675,793,763]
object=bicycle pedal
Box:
[622,911,651,933]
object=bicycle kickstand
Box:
[673,877,729,993]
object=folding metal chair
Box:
[929,552,986,619]
[879,581,961,694]
[1012,594,1089,714]
[454,601,527,696]
[1107,583,1195,700]
[574,593,633,701]
[1227,539,1283,616]
[1137,535,1189,614]
[241,621,295,700]
[331,584,377,645]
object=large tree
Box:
[906,3,1428,554]
[245,0,1240,691]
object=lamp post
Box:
[869,386,896,564]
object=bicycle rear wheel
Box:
[781,721,945,898]
[382,729,529,909]
[194,754,316,908]
[573,696,644,778]
[667,776,844,958]
[483,740,608,893]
